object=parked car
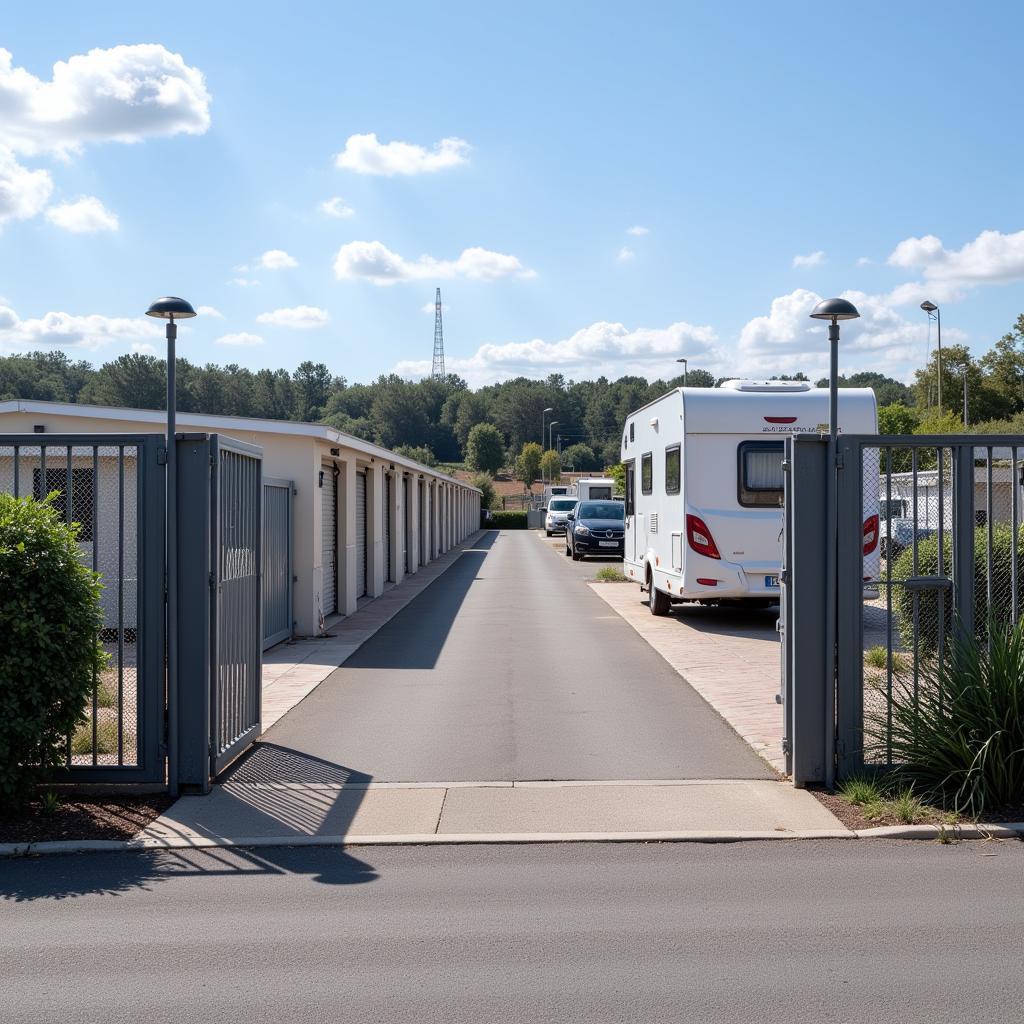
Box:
[565,500,625,560]
[544,497,579,536]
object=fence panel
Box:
[836,435,1023,779]
[210,436,263,776]
[0,434,165,783]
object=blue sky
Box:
[1,1,1023,386]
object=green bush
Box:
[0,493,105,808]
[488,510,528,529]
[891,524,1024,649]
[865,618,1024,816]
[470,472,497,512]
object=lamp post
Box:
[676,357,688,386]
[548,420,559,452]
[541,407,554,482]
[921,301,941,412]
[145,297,197,797]
[809,297,860,791]
[959,359,969,427]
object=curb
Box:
[0,828,858,858]
[854,822,1024,840]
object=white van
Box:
[575,476,616,502]
[621,380,878,613]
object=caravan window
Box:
[737,441,784,508]
[665,445,680,495]
[641,452,653,495]
[625,461,635,515]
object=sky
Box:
[1,1,1023,388]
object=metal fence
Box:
[783,434,1024,784]
[0,434,166,782]
[262,478,293,649]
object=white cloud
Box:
[617,246,635,262]
[255,305,329,329]
[0,44,210,157]
[215,331,263,347]
[0,146,52,226]
[394,320,723,387]
[320,196,354,218]
[334,133,470,176]
[625,225,649,236]
[259,249,298,270]
[132,341,157,355]
[888,228,1024,284]
[737,287,966,380]
[45,195,118,233]
[792,250,825,269]
[333,240,533,285]
[0,303,162,352]
[229,277,260,287]
[856,256,873,266]
[197,305,223,318]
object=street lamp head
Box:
[920,300,938,313]
[809,297,860,322]
[146,296,197,320]
[543,407,554,413]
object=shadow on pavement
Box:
[662,601,780,642]
[219,743,373,786]
[343,530,497,671]
[0,844,378,903]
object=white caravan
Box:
[575,476,616,502]
[621,380,878,612]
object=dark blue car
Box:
[565,500,625,561]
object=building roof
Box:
[0,399,477,490]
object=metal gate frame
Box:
[262,477,293,649]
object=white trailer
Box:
[575,476,616,502]
[621,380,878,613]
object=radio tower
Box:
[431,287,446,380]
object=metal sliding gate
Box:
[0,434,166,783]
[783,433,1023,785]
[262,478,293,649]
[177,433,263,789]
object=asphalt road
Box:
[4,840,1023,1023]
[246,529,770,783]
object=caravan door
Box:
[625,461,636,562]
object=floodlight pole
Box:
[166,316,178,797]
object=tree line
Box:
[1,313,1021,470]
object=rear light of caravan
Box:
[686,514,721,560]
[863,514,879,556]
[696,578,719,586]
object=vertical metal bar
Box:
[910,448,919,717]
[953,445,976,641]
[13,444,19,497]
[117,446,125,765]
[885,446,893,766]
[1012,445,1020,624]
[936,446,946,681]
[92,446,99,765]
[40,444,46,501]
[65,446,72,527]
[986,448,994,630]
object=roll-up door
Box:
[384,473,393,583]
[403,476,411,573]
[321,467,337,616]
[356,471,367,597]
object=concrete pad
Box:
[438,781,842,835]
[138,784,445,842]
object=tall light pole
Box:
[145,296,197,798]
[959,359,969,427]
[676,357,688,386]
[541,407,554,483]
[921,301,941,412]
[809,297,860,791]
[548,420,559,452]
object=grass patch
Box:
[838,774,885,806]
[595,567,629,582]
[70,718,119,757]
[864,646,909,673]
[39,790,61,815]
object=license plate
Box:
[764,575,780,588]
[599,540,619,548]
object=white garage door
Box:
[356,471,367,598]
[321,467,337,616]
[403,476,411,573]
[384,473,393,583]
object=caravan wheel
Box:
[647,569,670,616]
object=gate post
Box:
[174,433,214,793]
[953,445,976,638]
[786,435,830,785]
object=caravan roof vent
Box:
[718,379,814,393]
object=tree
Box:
[539,449,561,482]
[294,361,333,421]
[80,353,166,409]
[514,442,543,486]
[684,368,716,388]
[394,444,437,467]
[470,472,497,511]
[465,422,505,475]
[877,404,919,436]
[561,442,599,471]
[979,314,1024,417]
[606,462,626,496]
[912,344,1008,424]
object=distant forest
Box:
[2,313,1021,468]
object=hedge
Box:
[0,493,105,808]
[487,510,528,529]
[890,523,1024,649]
